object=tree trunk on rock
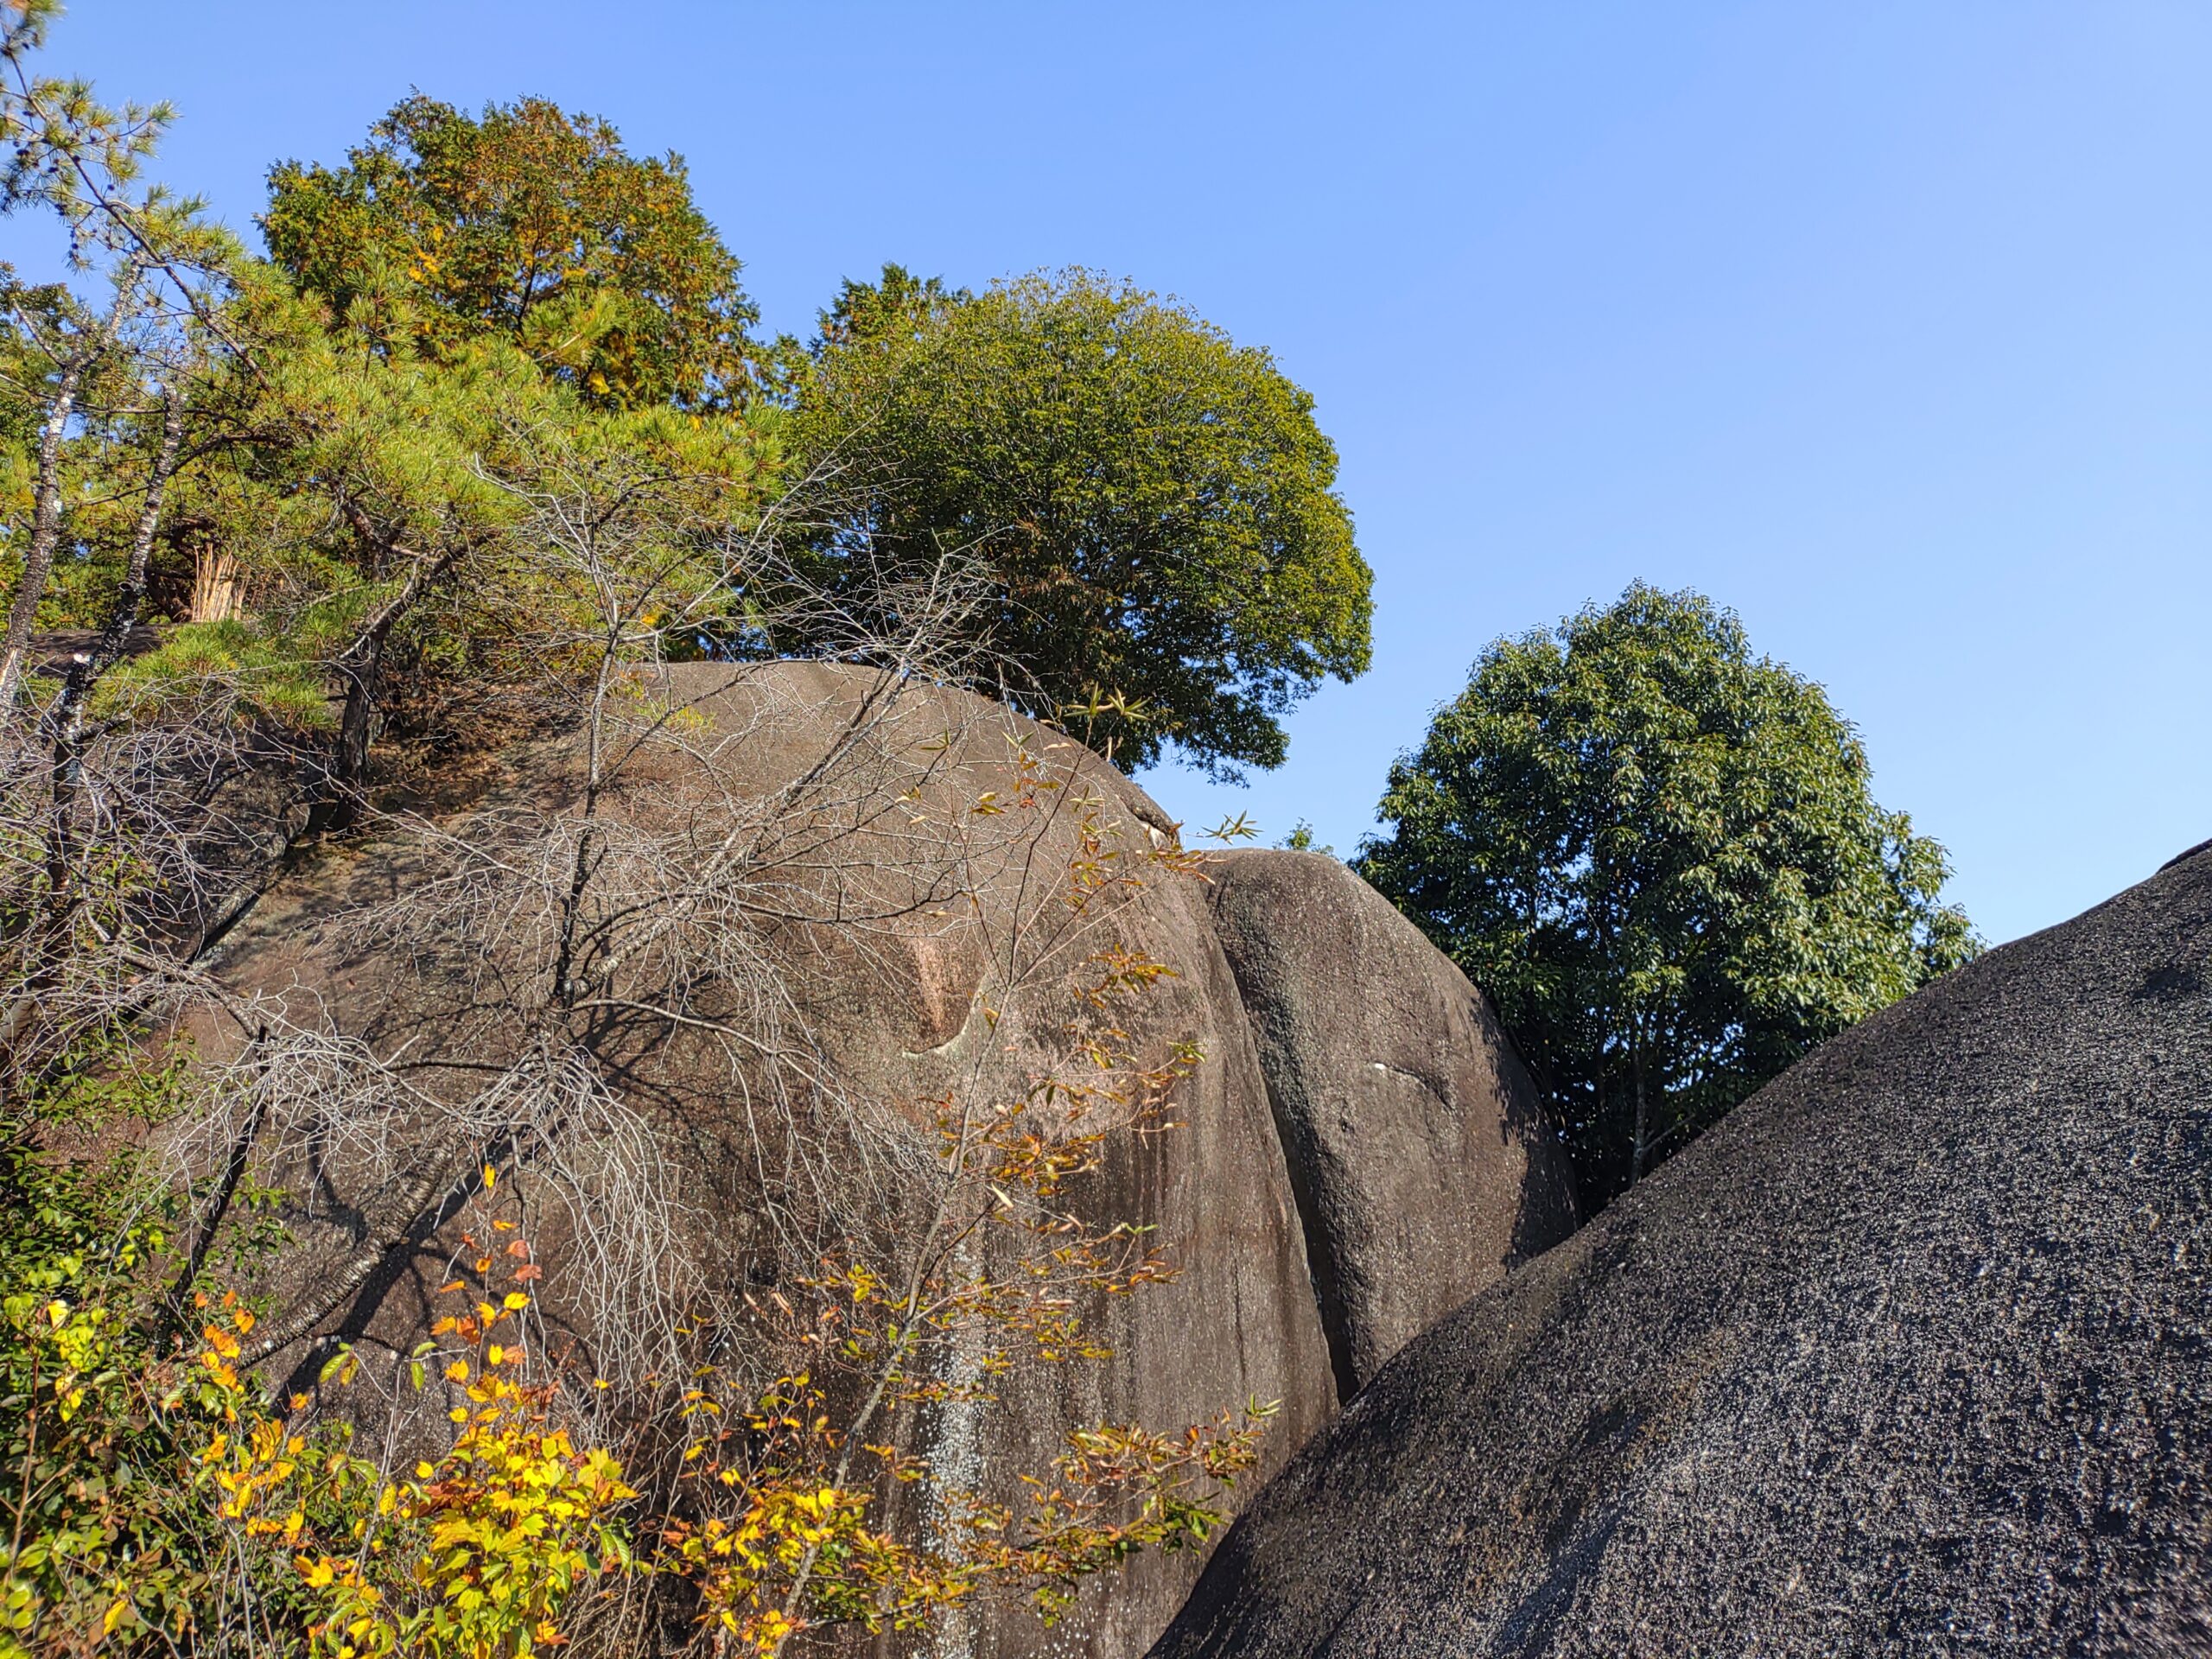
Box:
[189,533,243,623]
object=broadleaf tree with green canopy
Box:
[793,267,1373,777]
[1357,582,1980,1205]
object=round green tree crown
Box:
[1357,582,1978,1205]
[794,267,1374,778]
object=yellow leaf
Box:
[482,1164,497,1190]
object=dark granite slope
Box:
[1153,842,2212,1658]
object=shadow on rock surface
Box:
[1153,840,2212,1659]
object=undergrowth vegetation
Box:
[4,891,1271,1659]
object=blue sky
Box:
[9,3,2207,943]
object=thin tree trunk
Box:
[306,524,473,835]
[306,633,383,835]
[30,398,184,988]
[159,1081,270,1343]
[48,398,184,738]
[0,362,81,708]
[0,361,88,706]
[0,281,139,705]
[245,1148,470,1367]
[1630,1018,1650,1185]
[549,644,620,1008]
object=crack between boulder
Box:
[1213,948,1359,1407]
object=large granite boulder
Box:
[1205,850,1575,1396]
[1152,841,2212,1659]
[193,660,1572,1659]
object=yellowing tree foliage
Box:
[263,94,764,410]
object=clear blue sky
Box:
[9,3,2207,943]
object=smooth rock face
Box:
[1205,849,1576,1396]
[199,662,1568,1659]
[1152,843,2212,1659]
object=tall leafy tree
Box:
[1357,583,1978,1205]
[247,92,790,819]
[794,268,1373,777]
[262,93,762,410]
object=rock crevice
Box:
[1202,849,1577,1399]
[1151,840,2212,1659]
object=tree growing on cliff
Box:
[792,268,1374,778]
[1357,583,1979,1205]
[0,23,1277,1649]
